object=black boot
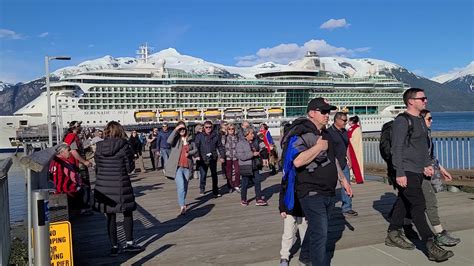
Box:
[385,229,415,250]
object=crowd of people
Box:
[47,89,461,263]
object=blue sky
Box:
[0,0,472,83]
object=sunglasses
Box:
[411,97,428,102]
[204,126,212,129]
[315,109,331,115]
[427,117,433,121]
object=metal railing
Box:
[363,134,473,170]
[0,158,13,265]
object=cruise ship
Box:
[0,46,407,152]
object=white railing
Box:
[363,134,473,170]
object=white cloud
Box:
[38,32,49,38]
[320,18,350,30]
[88,44,94,48]
[235,39,370,66]
[0,28,26,40]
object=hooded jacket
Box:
[94,137,136,213]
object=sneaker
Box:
[199,190,205,196]
[110,246,119,257]
[123,243,144,253]
[427,239,454,262]
[240,200,249,206]
[234,187,241,193]
[214,193,222,198]
[385,229,415,250]
[342,210,358,217]
[280,258,289,266]
[436,230,461,247]
[255,199,268,206]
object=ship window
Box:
[93,121,96,123]
[31,105,35,108]
[87,121,90,123]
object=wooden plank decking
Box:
[72,166,474,265]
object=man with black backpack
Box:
[281,97,353,266]
[384,88,454,262]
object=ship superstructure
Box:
[1,48,407,151]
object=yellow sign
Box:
[50,221,74,266]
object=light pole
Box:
[46,56,71,147]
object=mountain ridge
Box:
[1,48,473,115]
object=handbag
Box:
[240,164,253,176]
[252,156,263,171]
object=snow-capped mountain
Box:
[2,48,474,115]
[432,61,474,84]
[0,81,12,92]
[51,48,406,80]
[431,61,474,93]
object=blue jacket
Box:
[156,130,172,150]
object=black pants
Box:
[388,171,434,240]
[106,211,133,247]
[199,159,219,194]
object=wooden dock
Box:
[71,165,474,265]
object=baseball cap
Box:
[306,97,337,113]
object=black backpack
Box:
[379,113,414,184]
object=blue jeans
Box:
[175,167,190,207]
[341,166,353,212]
[160,149,171,169]
[299,193,336,266]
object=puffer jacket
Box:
[94,137,136,213]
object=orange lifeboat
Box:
[268,108,283,116]
[183,110,201,119]
[204,110,221,118]
[160,110,180,119]
[134,110,157,122]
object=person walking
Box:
[278,169,307,266]
[329,112,358,217]
[164,122,198,215]
[283,97,353,266]
[415,109,460,246]
[147,127,159,171]
[385,88,453,262]
[195,121,225,197]
[156,123,172,172]
[347,116,364,184]
[129,130,146,174]
[93,121,144,256]
[236,127,268,206]
[222,123,241,193]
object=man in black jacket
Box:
[290,97,352,266]
[385,88,454,262]
[195,121,225,197]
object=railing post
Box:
[31,190,51,265]
[0,158,13,266]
